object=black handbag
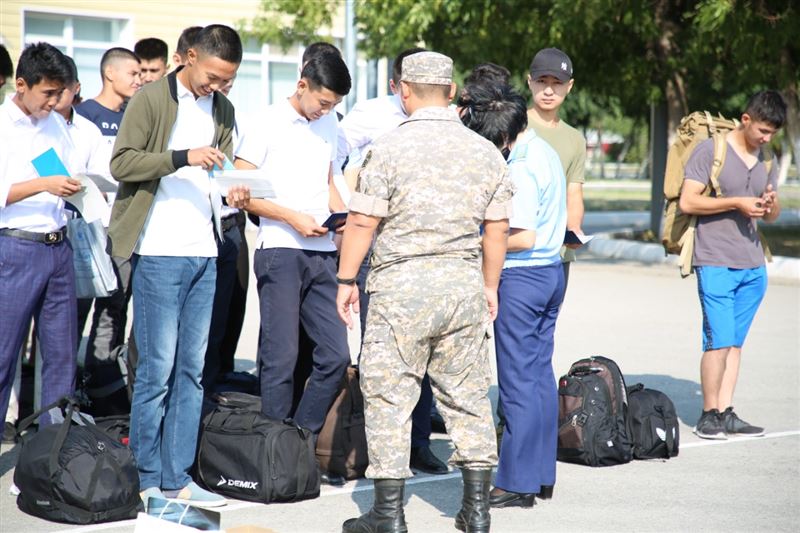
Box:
[197,392,320,503]
[13,396,142,524]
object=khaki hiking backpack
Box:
[661,111,772,277]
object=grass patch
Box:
[617,226,800,258]
[583,182,800,212]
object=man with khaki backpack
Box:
[677,90,786,440]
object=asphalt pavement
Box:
[1,240,798,533]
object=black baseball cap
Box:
[529,48,573,82]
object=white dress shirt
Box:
[235,98,338,252]
[0,99,71,232]
[63,109,110,178]
[335,93,406,172]
[135,78,218,257]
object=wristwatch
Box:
[336,276,358,285]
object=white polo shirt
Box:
[236,98,338,252]
[135,78,218,257]
[0,98,71,232]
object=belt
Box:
[0,227,67,244]
[221,211,245,233]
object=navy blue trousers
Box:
[254,248,349,434]
[0,235,77,425]
[494,263,565,493]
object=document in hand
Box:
[65,178,111,224]
[76,173,118,194]
[564,230,594,246]
[212,169,275,199]
[31,147,70,177]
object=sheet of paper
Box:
[212,169,275,199]
[66,177,111,224]
[32,147,70,177]
[76,173,118,194]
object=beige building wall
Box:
[0,1,380,110]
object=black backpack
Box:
[557,356,633,466]
[196,392,320,503]
[13,397,142,524]
[626,384,680,459]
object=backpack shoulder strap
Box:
[709,133,727,198]
[760,147,774,175]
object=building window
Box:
[224,41,304,122]
[23,11,131,100]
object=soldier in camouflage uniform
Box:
[335,51,514,533]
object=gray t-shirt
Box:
[684,137,778,269]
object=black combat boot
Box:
[455,469,492,532]
[342,479,407,533]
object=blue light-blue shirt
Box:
[504,130,567,268]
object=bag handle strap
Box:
[16,395,77,435]
[293,426,311,501]
[664,420,676,455]
[49,400,79,475]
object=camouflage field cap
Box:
[401,51,453,85]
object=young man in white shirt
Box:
[54,55,113,344]
[76,47,141,402]
[0,43,82,426]
[234,52,351,451]
[108,24,245,506]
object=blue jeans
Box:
[129,255,216,491]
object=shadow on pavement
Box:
[0,443,20,478]
[625,373,703,425]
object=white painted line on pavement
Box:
[681,429,800,448]
[65,429,800,532]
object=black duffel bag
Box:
[14,396,142,524]
[626,384,680,459]
[196,392,320,503]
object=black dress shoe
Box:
[537,485,554,500]
[320,470,346,486]
[489,487,535,508]
[409,446,449,475]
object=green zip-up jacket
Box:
[107,68,236,259]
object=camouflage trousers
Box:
[360,291,498,479]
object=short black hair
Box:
[745,90,787,129]
[100,47,139,78]
[302,41,341,64]
[392,47,426,85]
[193,25,243,64]
[464,63,511,87]
[176,26,202,58]
[62,55,79,83]
[301,52,351,96]
[16,42,73,87]
[134,37,168,63]
[0,44,13,78]
[460,83,528,149]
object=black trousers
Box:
[203,214,248,387]
[254,247,349,434]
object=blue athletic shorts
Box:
[695,265,767,351]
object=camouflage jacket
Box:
[349,106,513,297]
